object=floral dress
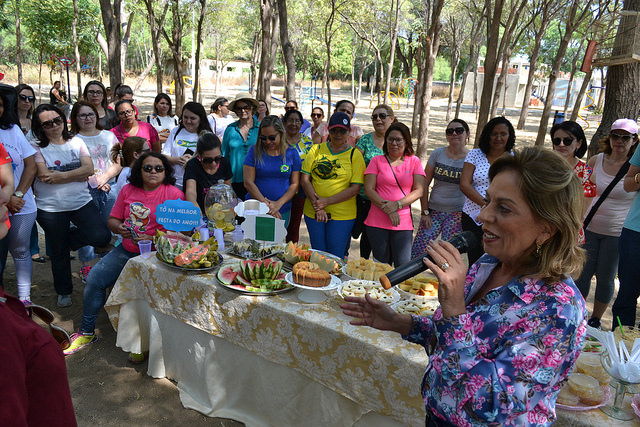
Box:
[404,255,587,426]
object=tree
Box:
[454,0,485,119]
[72,0,81,98]
[161,0,188,115]
[257,0,279,107]
[98,0,123,93]
[277,0,296,101]
[383,0,401,105]
[142,0,169,95]
[14,0,23,83]
[192,0,206,101]
[534,0,607,146]
[589,0,640,151]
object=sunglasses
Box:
[19,94,36,103]
[26,303,71,350]
[310,113,323,118]
[118,109,135,117]
[552,137,576,146]
[259,134,278,142]
[610,133,636,142]
[371,113,389,121]
[41,116,64,129]
[445,126,466,136]
[142,164,165,173]
[285,106,296,111]
[200,155,223,165]
[235,105,252,111]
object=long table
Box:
[105,256,428,426]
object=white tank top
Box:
[587,153,635,237]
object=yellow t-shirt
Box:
[302,143,365,220]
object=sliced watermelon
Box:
[217,265,238,286]
[234,273,252,287]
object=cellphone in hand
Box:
[184,148,195,156]
[124,224,139,239]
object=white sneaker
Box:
[57,294,72,307]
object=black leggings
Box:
[461,212,484,265]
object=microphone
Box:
[379,231,479,289]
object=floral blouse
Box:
[404,255,587,426]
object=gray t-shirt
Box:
[427,147,465,213]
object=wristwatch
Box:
[13,191,24,198]
[422,209,431,216]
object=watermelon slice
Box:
[217,265,238,286]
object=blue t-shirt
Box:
[623,147,640,232]
[243,145,301,213]
[222,120,260,183]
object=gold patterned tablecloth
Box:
[105,256,428,425]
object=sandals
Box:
[31,255,46,264]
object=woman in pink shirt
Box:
[364,122,425,266]
[111,100,160,153]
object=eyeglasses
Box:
[287,119,302,125]
[387,137,405,146]
[235,105,251,111]
[118,109,135,117]
[86,90,103,96]
[78,113,96,120]
[285,106,296,111]
[371,113,389,121]
[142,164,165,173]
[445,127,466,136]
[552,137,576,146]
[200,155,223,165]
[310,113,323,118]
[259,134,278,142]
[19,94,36,103]
[41,116,64,129]
[610,133,636,142]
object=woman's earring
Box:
[536,242,542,256]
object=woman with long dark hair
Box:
[82,80,116,130]
[146,93,178,144]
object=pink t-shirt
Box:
[111,183,184,253]
[110,121,159,149]
[364,155,425,230]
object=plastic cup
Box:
[138,240,152,259]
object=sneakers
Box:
[20,298,32,306]
[63,331,97,355]
[57,294,72,307]
[127,352,149,364]
[587,317,601,329]
[80,265,92,283]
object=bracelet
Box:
[635,173,640,184]
[397,200,402,210]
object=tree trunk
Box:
[133,57,156,94]
[323,0,341,116]
[143,0,169,95]
[383,0,401,105]
[15,0,23,83]
[475,0,504,145]
[38,51,43,104]
[72,0,82,100]
[596,67,606,111]
[277,0,296,102]
[257,0,277,106]
[491,51,510,118]
[192,0,206,101]
[455,43,476,119]
[412,45,424,136]
[563,40,586,116]
[588,0,640,153]
[162,1,186,116]
[250,32,260,94]
[446,48,459,122]
[517,30,546,129]
[570,69,593,122]
[120,11,134,82]
[98,0,123,92]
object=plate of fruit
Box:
[278,242,344,274]
[155,231,221,272]
[216,258,293,295]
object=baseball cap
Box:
[611,118,638,134]
[328,111,350,131]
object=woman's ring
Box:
[441,261,450,271]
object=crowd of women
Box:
[3,80,640,425]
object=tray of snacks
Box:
[216,258,293,295]
[155,231,221,272]
[338,280,400,304]
[396,272,439,298]
[342,258,393,281]
[226,239,285,260]
[283,260,341,290]
[556,373,612,410]
[278,242,344,274]
[391,298,440,316]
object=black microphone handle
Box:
[380,231,478,289]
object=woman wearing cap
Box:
[222,93,260,200]
[312,100,363,147]
[575,119,637,329]
[364,122,425,266]
[301,111,365,259]
[244,115,301,225]
[611,119,640,327]
[207,97,234,141]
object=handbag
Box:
[582,160,630,229]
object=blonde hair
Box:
[489,147,585,282]
[372,104,396,121]
[255,115,287,164]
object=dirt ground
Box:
[0,84,624,426]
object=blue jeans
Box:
[37,202,111,296]
[304,215,354,259]
[80,244,138,334]
[612,228,640,327]
[78,184,117,263]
